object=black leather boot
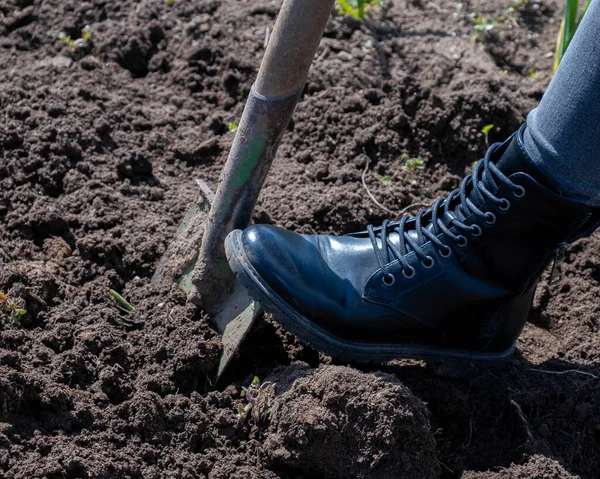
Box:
[225,126,600,362]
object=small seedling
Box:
[165,0,175,4]
[468,12,498,39]
[82,25,92,42]
[468,0,537,43]
[228,123,238,133]
[529,71,537,79]
[401,153,424,173]
[554,0,591,72]
[0,293,27,323]
[11,308,26,322]
[474,16,498,33]
[379,175,393,186]
[58,25,92,52]
[337,0,381,20]
[109,289,134,312]
[237,376,260,423]
[481,124,494,146]
[58,32,76,51]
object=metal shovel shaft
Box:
[191,0,336,305]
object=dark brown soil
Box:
[257,364,439,479]
[462,454,579,478]
[1,0,599,478]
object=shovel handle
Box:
[255,0,335,98]
[192,0,335,305]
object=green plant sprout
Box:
[468,0,537,43]
[109,289,134,312]
[58,25,92,52]
[473,15,498,33]
[529,71,537,79]
[165,0,175,5]
[0,293,26,323]
[468,12,498,41]
[337,0,380,20]
[554,0,591,72]
[237,376,261,423]
[504,0,534,20]
[401,153,424,173]
[481,124,495,146]
[228,122,238,132]
[379,175,393,186]
[82,25,92,42]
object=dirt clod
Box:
[463,454,579,479]
[257,365,440,479]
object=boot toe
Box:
[240,225,317,307]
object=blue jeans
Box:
[523,0,600,206]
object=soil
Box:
[1,0,599,478]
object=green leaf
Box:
[555,0,589,72]
[82,25,92,42]
[11,308,26,322]
[228,122,238,132]
[251,376,260,388]
[337,0,359,18]
[482,124,494,146]
[403,158,424,173]
[109,289,134,312]
[379,175,393,187]
[481,124,494,135]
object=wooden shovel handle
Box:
[255,0,335,98]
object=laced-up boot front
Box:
[225,126,600,362]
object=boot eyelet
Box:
[485,212,497,224]
[439,246,452,258]
[499,198,511,211]
[456,235,468,247]
[382,273,396,287]
[513,185,526,198]
[402,267,416,279]
[470,225,482,237]
[421,256,435,269]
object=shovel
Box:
[153,0,336,384]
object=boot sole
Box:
[225,230,515,364]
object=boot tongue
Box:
[495,127,559,192]
[494,131,529,177]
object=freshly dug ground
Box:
[1,0,600,478]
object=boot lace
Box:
[367,143,526,284]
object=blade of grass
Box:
[554,0,589,72]
[358,0,365,18]
[553,19,565,73]
[338,0,359,18]
[576,0,592,27]
[109,289,134,312]
[562,0,579,55]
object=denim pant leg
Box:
[523,0,600,207]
